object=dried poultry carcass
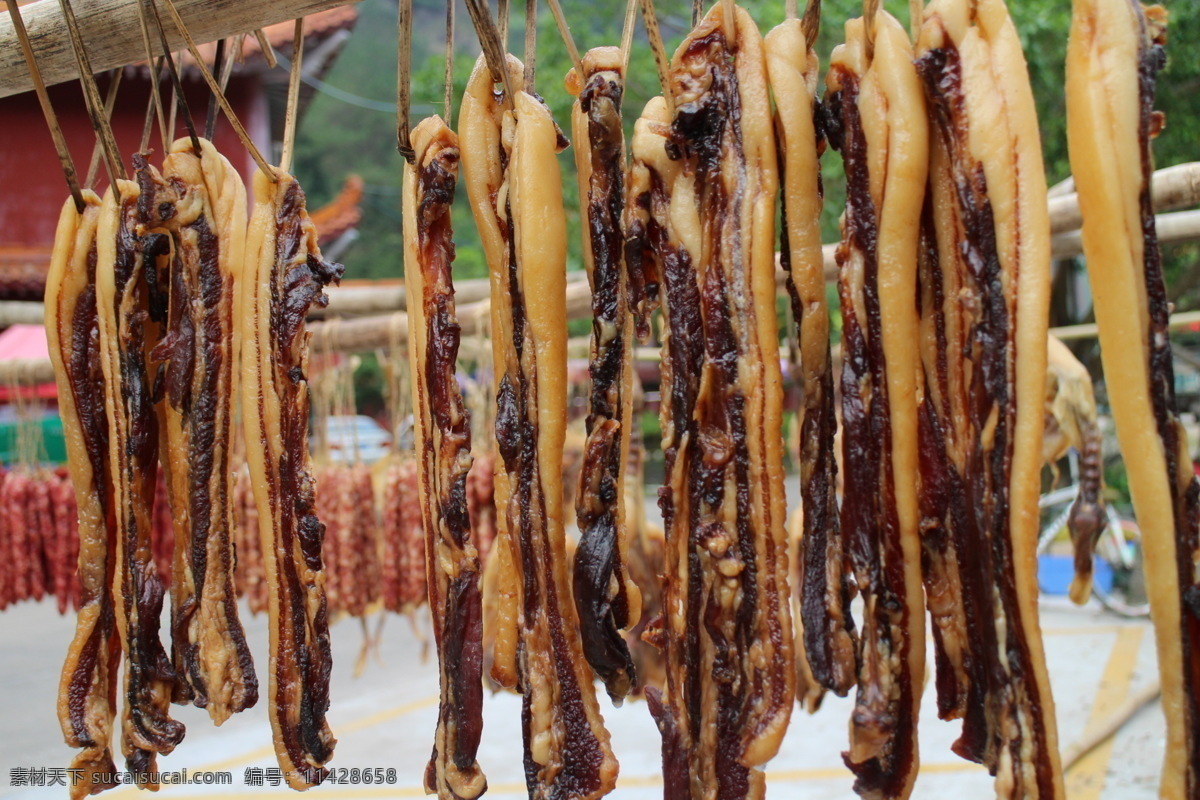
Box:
[460,52,619,798]
[243,164,343,789]
[765,11,854,709]
[403,115,487,800]
[1067,1,1200,795]
[138,138,257,723]
[914,0,1064,795]
[46,188,123,796]
[565,45,643,704]
[96,175,186,784]
[825,10,929,798]
[630,5,795,798]
[1044,334,1107,604]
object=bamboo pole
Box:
[1048,161,1200,234]
[0,0,348,98]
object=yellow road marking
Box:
[1065,625,1144,799]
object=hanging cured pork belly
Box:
[243,165,343,789]
[138,138,257,724]
[47,189,122,797]
[460,53,618,799]
[630,5,794,798]
[403,115,487,800]
[96,177,186,785]
[1067,1,1199,796]
[825,11,926,799]
[565,45,642,704]
[913,1,1064,796]
[764,14,854,707]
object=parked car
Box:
[320,415,392,464]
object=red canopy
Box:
[0,324,56,401]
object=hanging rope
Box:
[86,70,124,188]
[640,0,675,115]
[140,57,165,153]
[397,0,415,162]
[254,29,278,68]
[620,0,638,73]
[204,38,226,140]
[801,0,821,48]
[146,0,201,153]
[909,0,923,42]
[5,1,83,212]
[280,19,305,174]
[864,0,881,64]
[546,0,583,84]
[136,1,169,153]
[157,0,275,177]
[464,0,515,101]
[59,0,125,185]
[523,0,537,92]
[443,0,455,125]
[498,0,510,52]
[692,0,702,27]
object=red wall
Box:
[0,73,267,248]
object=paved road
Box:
[0,591,1165,799]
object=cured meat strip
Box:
[96,178,186,783]
[1067,2,1199,796]
[46,189,122,796]
[403,115,487,800]
[826,12,927,798]
[460,54,618,799]
[765,15,855,702]
[243,166,343,789]
[565,46,642,703]
[140,138,257,723]
[914,2,1064,795]
[633,6,794,797]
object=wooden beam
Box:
[0,0,359,99]
[1048,161,1200,234]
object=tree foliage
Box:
[293,0,1200,309]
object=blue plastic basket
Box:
[1037,554,1115,596]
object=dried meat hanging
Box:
[763,0,851,715]
[631,2,795,797]
[1066,0,1200,796]
[242,16,342,789]
[13,0,120,782]
[555,0,643,705]
[459,0,618,794]
[133,0,261,727]
[402,73,488,800]
[824,5,926,797]
[913,0,1064,796]
[50,0,190,782]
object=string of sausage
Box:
[139,137,258,724]
[566,46,642,705]
[47,189,123,797]
[914,2,1064,796]
[460,53,619,799]
[764,16,855,710]
[403,115,487,800]
[242,166,342,789]
[96,177,186,785]
[632,6,794,798]
[1067,1,1199,796]
[825,12,927,799]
